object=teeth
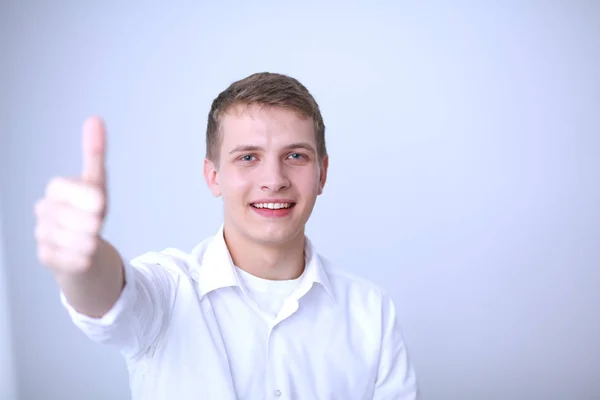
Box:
[252,203,292,209]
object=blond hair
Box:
[206,72,326,165]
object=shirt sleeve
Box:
[372,294,420,400]
[60,251,180,359]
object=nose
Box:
[260,159,290,192]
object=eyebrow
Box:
[228,142,316,154]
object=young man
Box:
[34,72,419,399]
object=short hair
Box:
[206,72,326,165]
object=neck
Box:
[223,225,305,281]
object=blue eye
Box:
[288,153,305,160]
[240,155,256,162]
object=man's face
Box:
[204,104,328,246]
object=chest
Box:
[134,288,380,400]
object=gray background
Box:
[1,1,599,399]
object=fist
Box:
[34,117,108,274]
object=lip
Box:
[249,199,296,218]
[249,198,296,205]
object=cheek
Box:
[221,170,253,200]
[292,168,321,195]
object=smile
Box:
[251,202,294,209]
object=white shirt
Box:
[61,226,419,400]
[235,265,303,319]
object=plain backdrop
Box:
[0,195,17,400]
[1,2,599,399]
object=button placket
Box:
[267,323,284,399]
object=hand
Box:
[34,116,109,274]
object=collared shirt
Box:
[61,226,419,400]
[235,265,304,318]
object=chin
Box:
[247,223,303,246]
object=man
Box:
[34,72,419,399]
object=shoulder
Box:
[318,254,396,310]
[317,255,403,344]
[128,236,213,278]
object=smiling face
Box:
[204,103,328,247]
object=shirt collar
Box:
[301,235,335,302]
[189,225,335,303]
[189,225,241,299]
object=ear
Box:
[203,158,222,197]
[317,155,329,195]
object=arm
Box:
[53,237,124,318]
[59,247,179,357]
[372,294,420,400]
[35,116,122,319]
[34,116,174,357]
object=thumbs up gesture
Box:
[34,117,109,274]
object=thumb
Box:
[81,116,107,187]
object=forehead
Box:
[218,104,316,148]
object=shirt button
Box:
[274,389,281,397]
